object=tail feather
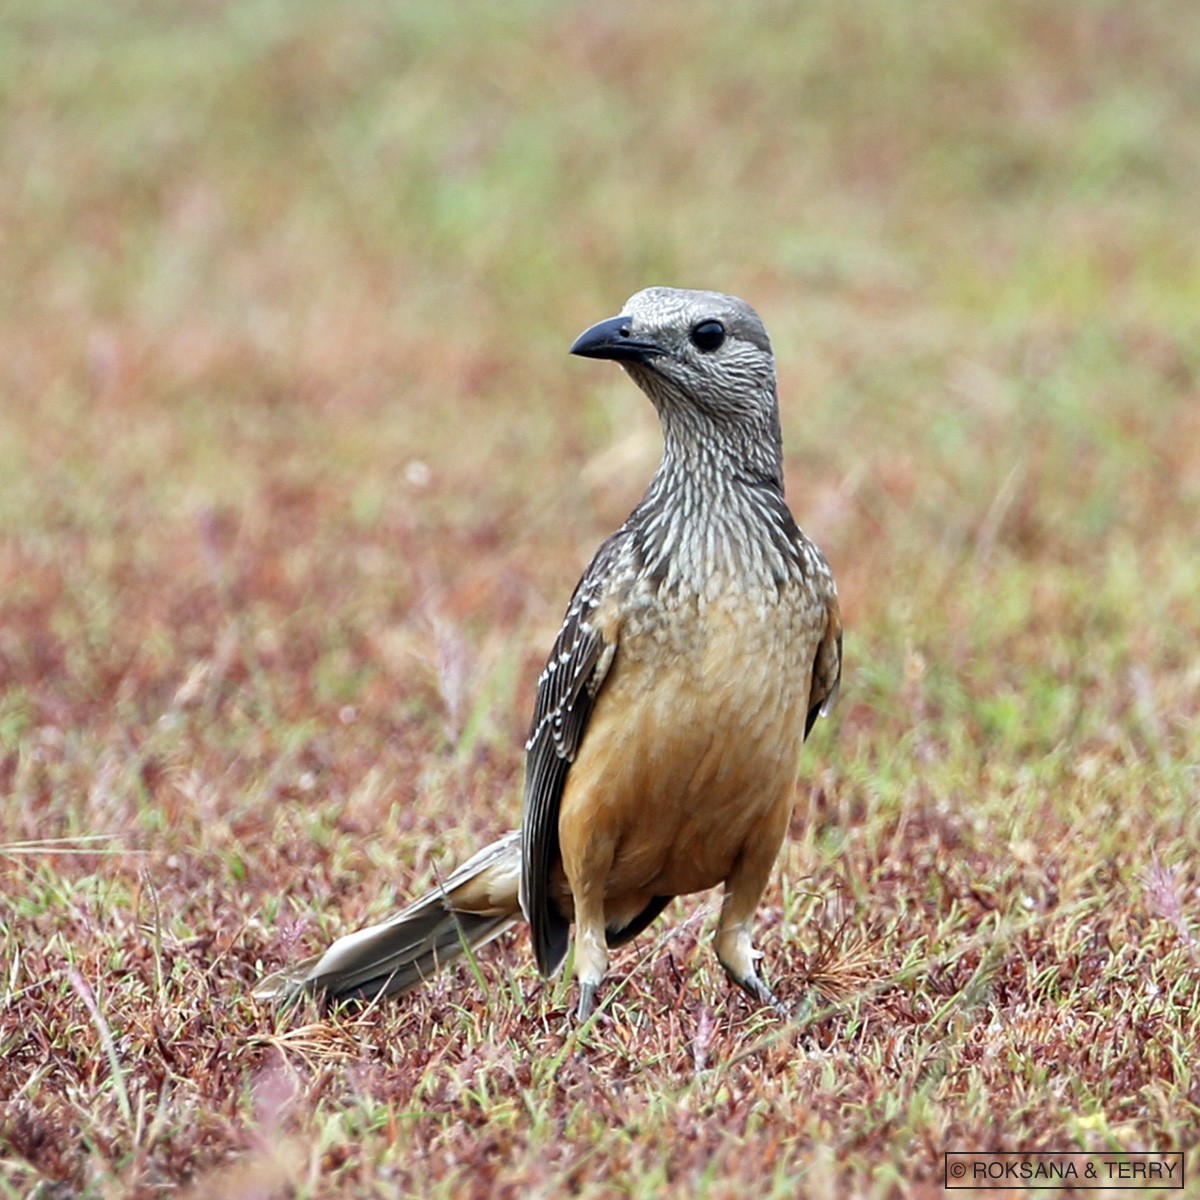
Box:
[254,831,523,1004]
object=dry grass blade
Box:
[0,835,131,857]
[247,1021,371,1067]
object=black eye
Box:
[689,320,726,352]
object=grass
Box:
[2,0,1199,1195]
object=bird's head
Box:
[571,287,783,483]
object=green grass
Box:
[2,0,1199,1195]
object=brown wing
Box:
[520,538,622,977]
[805,593,843,738]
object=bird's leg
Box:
[572,886,610,1021]
[715,807,791,1017]
[717,925,788,1017]
[560,821,616,1022]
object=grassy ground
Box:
[2,0,1200,1195]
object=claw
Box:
[576,980,599,1022]
[728,967,789,1018]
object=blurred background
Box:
[2,0,1199,1189]
[3,0,1197,807]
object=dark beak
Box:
[570,315,665,364]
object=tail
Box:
[254,831,523,1004]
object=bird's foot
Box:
[727,966,789,1019]
[576,980,600,1023]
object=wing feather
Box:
[805,596,843,738]
[520,542,622,977]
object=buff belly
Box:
[556,591,822,912]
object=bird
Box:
[254,287,842,1020]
